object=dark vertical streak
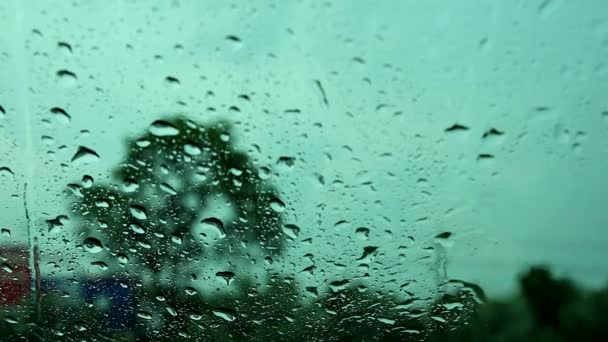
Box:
[314,79,329,107]
[24,182,41,320]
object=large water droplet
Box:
[270,198,286,212]
[215,271,236,285]
[200,217,226,238]
[71,146,100,164]
[212,308,237,322]
[56,69,78,87]
[159,182,177,195]
[83,237,103,253]
[282,224,300,239]
[50,107,71,124]
[149,120,180,136]
[184,143,201,156]
[129,205,148,220]
[0,167,14,176]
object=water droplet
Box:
[445,123,469,133]
[185,287,198,295]
[171,234,182,244]
[57,41,72,54]
[276,156,295,169]
[215,271,236,285]
[91,261,108,270]
[329,279,350,292]
[212,308,237,322]
[117,254,129,264]
[164,76,181,89]
[149,120,180,136]
[4,316,18,324]
[159,182,177,195]
[71,146,100,164]
[81,175,94,188]
[333,220,349,229]
[137,311,152,320]
[481,128,504,139]
[189,311,203,321]
[355,227,370,240]
[378,317,396,325]
[0,167,14,176]
[184,143,201,156]
[282,224,300,239]
[83,237,103,253]
[50,107,71,124]
[356,246,379,261]
[56,69,78,87]
[200,217,226,238]
[270,198,285,212]
[220,132,230,142]
[166,306,178,317]
[129,205,148,220]
[123,179,139,192]
[1,228,11,237]
[258,166,271,179]
[129,223,145,234]
[46,215,69,233]
[2,263,14,273]
[136,138,151,148]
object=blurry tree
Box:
[70,117,285,289]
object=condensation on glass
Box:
[1,0,607,340]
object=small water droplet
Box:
[71,146,100,164]
[123,179,139,192]
[270,198,285,212]
[355,227,370,240]
[171,234,182,244]
[129,223,145,234]
[81,175,94,188]
[258,166,271,179]
[184,143,201,156]
[83,237,103,253]
[0,167,14,176]
[56,69,78,87]
[185,287,198,295]
[212,308,237,322]
[46,215,69,233]
[57,41,72,54]
[282,224,300,239]
[4,316,18,324]
[159,182,177,195]
[91,261,108,270]
[117,253,129,264]
[137,311,152,320]
[200,217,226,238]
[164,76,181,89]
[2,263,14,273]
[149,120,180,136]
[329,279,350,292]
[166,306,178,317]
[445,123,469,133]
[215,271,236,285]
[50,107,71,124]
[1,228,11,237]
[129,205,148,220]
[276,156,295,169]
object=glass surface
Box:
[1,1,607,340]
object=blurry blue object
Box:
[81,277,136,330]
